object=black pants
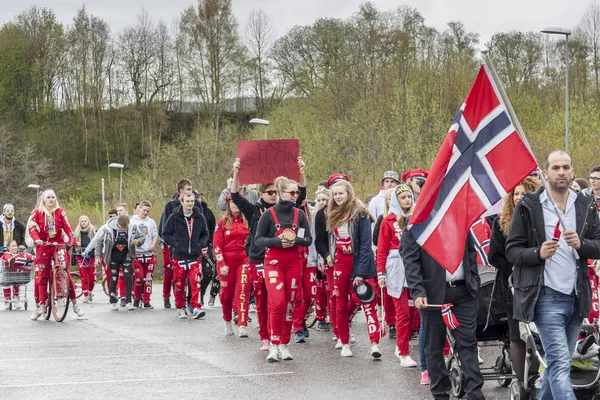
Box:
[422,284,484,400]
[109,260,132,304]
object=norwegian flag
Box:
[553,221,561,241]
[408,65,538,273]
[177,259,199,271]
[470,217,492,266]
[441,303,460,330]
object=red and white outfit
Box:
[130,215,158,304]
[376,213,413,356]
[292,247,319,332]
[162,245,173,300]
[214,215,250,326]
[333,225,380,345]
[2,251,34,300]
[28,208,78,306]
[251,262,270,340]
[263,208,304,345]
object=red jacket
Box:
[213,215,249,268]
[28,208,76,245]
[376,213,401,274]
[1,251,34,271]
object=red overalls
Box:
[292,247,319,333]
[333,225,380,345]
[264,207,303,346]
[162,245,173,300]
[251,262,270,341]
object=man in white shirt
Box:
[369,171,400,220]
[130,200,159,309]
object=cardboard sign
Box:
[237,139,300,184]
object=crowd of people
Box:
[2,149,600,399]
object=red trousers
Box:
[326,266,338,337]
[218,251,250,326]
[383,287,396,327]
[76,255,95,297]
[292,268,319,332]
[133,255,156,303]
[393,288,412,355]
[333,252,380,345]
[162,246,173,299]
[3,286,19,299]
[173,258,202,309]
[251,263,270,341]
[34,245,77,306]
[264,249,303,346]
[315,268,328,322]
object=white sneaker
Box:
[30,305,44,320]
[83,297,89,303]
[239,325,248,338]
[4,302,9,310]
[335,338,343,349]
[126,302,135,311]
[111,303,119,311]
[341,344,353,357]
[192,309,206,319]
[400,355,418,367]
[249,303,256,313]
[350,333,356,344]
[259,339,271,351]
[15,302,22,310]
[266,345,279,362]
[177,308,187,319]
[370,344,382,359]
[72,303,84,317]
[225,321,234,336]
[478,347,484,364]
[279,345,293,360]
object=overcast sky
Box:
[1,0,593,46]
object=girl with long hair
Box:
[74,215,97,302]
[377,184,418,367]
[488,176,541,383]
[28,189,83,320]
[214,196,251,338]
[326,180,382,358]
[255,177,312,362]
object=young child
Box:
[2,240,34,309]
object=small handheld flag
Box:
[441,303,460,330]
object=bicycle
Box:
[39,242,71,322]
[70,255,110,298]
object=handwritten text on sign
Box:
[237,139,300,184]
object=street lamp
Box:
[27,184,40,205]
[108,163,125,204]
[249,118,269,140]
[541,26,571,152]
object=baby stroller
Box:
[447,265,516,398]
[509,322,600,400]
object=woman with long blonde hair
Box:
[488,176,540,384]
[214,195,251,338]
[74,215,97,302]
[255,177,312,362]
[325,180,382,358]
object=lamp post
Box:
[541,26,571,152]
[27,184,40,205]
[108,163,125,204]
[249,118,269,140]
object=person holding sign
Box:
[255,177,312,362]
[325,180,382,359]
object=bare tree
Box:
[578,1,600,94]
[245,9,274,114]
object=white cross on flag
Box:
[408,65,538,273]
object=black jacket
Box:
[201,200,216,248]
[314,207,329,261]
[506,187,600,323]
[402,229,480,305]
[488,217,513,307]
[0,219,26,247]
[255,201,312,249]
[162,206,209,260]
[373,214,384,247]
[231,192,274,264]
[159,197,203,237]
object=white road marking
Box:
[1,350,233,362]
[0,372,294,388]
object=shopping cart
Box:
[0,250,33,310]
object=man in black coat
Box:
[402,230,484,400]
[1,204,26,249]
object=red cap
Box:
[326,173,349,188]
[402,168,429,182]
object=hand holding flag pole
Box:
[482,52,580,261]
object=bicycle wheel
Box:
[52,268,70,322]
[70,271,83,298]
[44,278,52,320]
[102,277,109,296]
[305,304,317,328]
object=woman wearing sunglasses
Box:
[326,179,382,358]
[255,177,312,362]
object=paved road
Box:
[0,284,510,400]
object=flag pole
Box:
[483,52,580,260]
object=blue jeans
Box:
[419,312,427,372]
[533,286,582,400]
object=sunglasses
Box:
[283,190,300,197]
[590,177,600,182]
[4,209,14,213]
[265,190,277,196]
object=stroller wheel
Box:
[495,356,513,387]
[24,302,28,310]
[509,380,528,400]
[449,363,465,398]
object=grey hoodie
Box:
[92,217,145,263]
